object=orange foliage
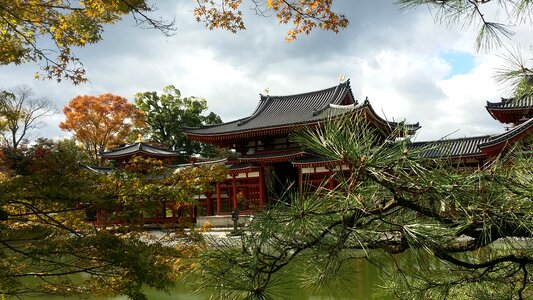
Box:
[59,94,145,161]
[193,0,348,41]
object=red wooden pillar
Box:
[96,209,101,226]
[188,206,194,223]
[259,167,265,209]
[206,192,212,216]
[172,207,177,224]
[297,166,302,193]
[232,174,238,209]
[216,182,221,215]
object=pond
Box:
[21,255,392,300]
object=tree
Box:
[134,85,222,160]
[59,93,145,163]
[0,86,56,152]
[0,0,347,84]
[397,0,532,52]
[0,0,175,84]
[193,0,348,42]
[194,113,533,299]
[0,138,227,299]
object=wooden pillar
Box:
[172,207,177,224]
[259,167,265,209]
[96,209,101,226]
[216,182,221,216]
[205,192,211,216]
[232,174,238,209]
[297,166,302,193]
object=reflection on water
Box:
[23,256,391,300]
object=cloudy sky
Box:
[1,0,532,143]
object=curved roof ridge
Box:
[411,135,492,146]
[312,82,344,116]
[360,98,421,133]
[237,95,272,127]
[266,79,350,99]
[182,118,241,130]
[479,117,533,148]
[486,94,533,108]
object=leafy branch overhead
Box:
[193,0,348,41]
[397,0,533,52]
[1,0,348,84]
[0,0,176,84]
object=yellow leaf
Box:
[267,0,273,9]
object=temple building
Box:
[82,81,532,227]
[183,80,421,221]
[184,80,532,224]
[83,142,183,226]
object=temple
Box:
[184,80,532,224]
[83,142,184,226]
[84,80,532,227]
[183,80,421,222]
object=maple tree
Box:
[1,0,347,84]
[0,0,175,84]
[59,93,145,163]
[0,138,227,299]
[193,0,348,42]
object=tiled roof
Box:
[99,142,178,159]
[411,118,532,158]
[292,156,340,167]
[486,95,533,123]
[238,149,307,163]
[168,158,228,168]
[184,81,420,141]
[479,117,533,149]
[486,95,533,109]
[79,164,114,174]
[410,136,492,158]
[183,80,356,137]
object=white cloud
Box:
[1,0,528,145]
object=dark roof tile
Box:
[99,142,178,159]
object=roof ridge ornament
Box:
[135,134,144,143]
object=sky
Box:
[1,0,532,143]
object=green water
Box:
[22,257,389,300]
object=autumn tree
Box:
[134,85,222,160]
[0,138,226,299]
[1,0,347,84]
[0,86,56,152]
[0,0,175,84]
[193,0,348,41]
[59,93,145,163]
[195,114,533,299]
